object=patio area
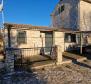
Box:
[14,51,87,70]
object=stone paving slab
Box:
[63,52,87,62]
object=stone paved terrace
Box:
[0,59,91,84]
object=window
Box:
[61,5,65,12]
[58,4,65,14]
[65,33,76,43]
[65,33,71,42]
[17,31,27,44]
[58,7,61,14]
[60,0,63,2]
[71,34,76,42]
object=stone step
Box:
[77,57,87,62]
[63,52,87,62]
[62,60,72,64]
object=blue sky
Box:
[1,0,58,26]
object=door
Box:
[45,32,53,54]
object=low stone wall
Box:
[5,48,14,73]
[4,46,63,73]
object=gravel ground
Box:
[0,60,91,84]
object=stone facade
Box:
[53,31,65,52]
[4,28,47,56]
[5,29,43,48]
[51,0,79,29]
[87,36,91,43]
[53,31,76,51]
[4,24,78,72]
[80,0,91,31]
[51,0,91,31]
[4,25,76,55]
[5,48,14,73]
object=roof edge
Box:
[82,0,91,3]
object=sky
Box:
[0,0,58,26]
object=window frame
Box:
[61,4,65,12]
[65,33,76,43]
[58,4,65,14]
[17,31,27,44]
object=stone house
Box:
[1,1,91,72]
[3,23,89,72]
[4,23,77,55]
[51,0,91,31]
[51,0,91,45]
[4,23,78,72]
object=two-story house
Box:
[51,0,91,31]
[51,0,91,46]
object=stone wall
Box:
[51,0,91,31]
[4,29,46,56]
[87,36,91,44]
[53,31,65,52]
[5,48,14,73]
[9,29,43,48]
[80,1,91,31]
[51,0,79,30]
[53,31,77,51]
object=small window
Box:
[17,31,27,44]
[71,34,76,42]
[58,7,61,14]
[61,5,65,12]
[58,5,65,14]
[65,33,76,43]
[65,33,71,42]
[60,0,63,1]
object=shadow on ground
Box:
[72,60,91,69]
[67,49,91,69]
[0,67,47,84]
